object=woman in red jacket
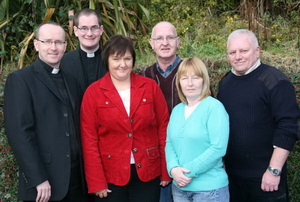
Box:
[80,35,171,202]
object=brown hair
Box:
[73,8,102,27]
[101,35,136,70]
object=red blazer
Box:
[81,72,171,193]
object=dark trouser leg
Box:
[159,183,173,202]
[229,173,289,202]
[128,165,160,202]
[228,174,250,202]
[94,164,160,202]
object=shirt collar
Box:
[39,58,60,74]
[231,59,261,76]
[156,55,181,78]
[79,47,101,58]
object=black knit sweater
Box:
[217,63,300,178]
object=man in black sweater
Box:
[218,29,300,202]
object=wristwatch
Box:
[268,166,281,176]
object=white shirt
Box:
[231,59,261,76]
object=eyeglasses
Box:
[36,39,66,46]
[152,36,177,43]
[77,26,101,33]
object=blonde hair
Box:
[176,57,211,104]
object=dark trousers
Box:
[159,183,173,202]
[228,172,289,202]
[24,160,89,202]
[23,186,88,202]
[94,164,160,202]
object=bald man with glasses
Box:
[4,22,89,202]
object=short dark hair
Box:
[102,35,136,70]
[35,22,65,39]
[73,8,102,27]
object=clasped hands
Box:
[170,167,192,188]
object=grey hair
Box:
[151,21,177,38]
[227,29,259,49]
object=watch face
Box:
[268,167,281,176]
[273,169,280,175]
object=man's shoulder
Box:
[258,63,289,90]
[9,61,37,76]
[61,49,81,73]
[219,70,232,85]
[259,63,287,79]
[134,72,157,86]
[144,63,156,71]
[5,62,41,89]
[61,49,80,64]
[141,63,156,77]
[63,48,79,57]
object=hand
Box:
[261,170,281,192]
[95,189,112,198]
[170,167,192,188]
[36,180,51,202]
[160,180,171,187]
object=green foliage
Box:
[288,137,300,201]
[0,72,19,202]
[0,0,150,70]
[0,0,300,201]
[0,128,19,202]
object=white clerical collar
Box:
[87,52,95,58]
[51,68,60,74]
[231,59,261,76]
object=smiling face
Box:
[34,24,66,68]
[176,57,211,104]
[179,70,204,103]
[108,50,133,83]
[150,22,180,62]
[74,14,103,53]
[227,33,260,76]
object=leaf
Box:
[42,8,55,23]
[18,32,34,69]
[138,3,149,20]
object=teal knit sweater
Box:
[166,96,229,191]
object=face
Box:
[179,70,203,102]
[227,34,260,76]
[150,22,180,61]
[74,14,104,53]
[34,24,66,68]
[108,50,133,82]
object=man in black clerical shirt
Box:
[62,8,107,92]
[4,22,88,202]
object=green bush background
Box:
[0,0,299,201]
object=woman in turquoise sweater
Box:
[165,57,230,202]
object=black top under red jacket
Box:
[217,63,300,179]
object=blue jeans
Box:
[172,184,229,202]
